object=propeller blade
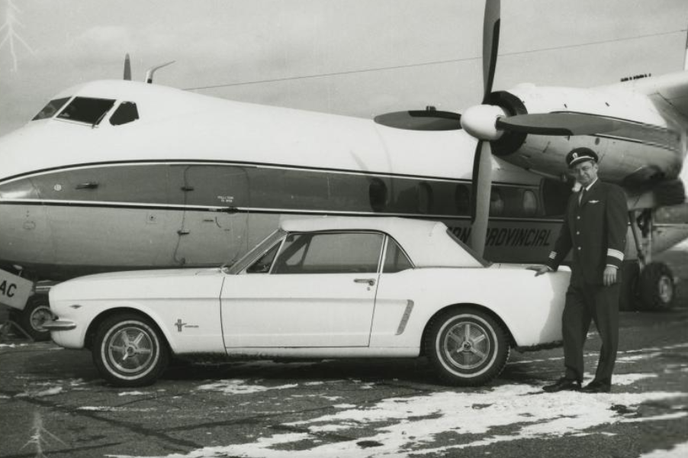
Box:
[123,53,132,81]
[496,112,622,136]
[374,110,462,131]
[482,0,501,102]
[468,140,493,257]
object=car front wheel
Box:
[93,313,169,387]
[426,308,509,386]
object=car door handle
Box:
[354,278,376,286]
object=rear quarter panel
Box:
[371,265,569,349]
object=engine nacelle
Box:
[488,85,685,188]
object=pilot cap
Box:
[566,147,598,168]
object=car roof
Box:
[279,216,485,268]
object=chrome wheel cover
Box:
[436,315,498,377]
[102,322,159,378]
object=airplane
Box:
[0,0,687,341]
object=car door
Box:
[221,231,384,348]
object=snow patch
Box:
[110,373,688,458]
[196,379,298,395]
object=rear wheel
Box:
[426,308,509,386]
[93,313,169,387]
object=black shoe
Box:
[581,381,611,393]
[543,378,581,393]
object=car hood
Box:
[63,268,222,282]
[49,267,224,302]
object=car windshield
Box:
[226,229,286,274]
[445,229,492,267]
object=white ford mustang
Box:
[46,216,569,387]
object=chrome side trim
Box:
[395,300,414,335]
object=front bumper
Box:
[43,319,77,331]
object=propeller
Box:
[464,0,500,257]
[374,0,619,257]
[373,108,461,131]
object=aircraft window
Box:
[383,238,413,273]
[273,232,383,274]
[245,167,473,217]
[56,97,116,125]
[489,188,504,216]
[417,182,433,214]
[522,190,538,216]
[455,185,470,214]
[32,97,71,120]
[109,102,139,126]
[369,178,388,212]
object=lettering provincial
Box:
[450,227,553,248]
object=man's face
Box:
[572,160,598,187]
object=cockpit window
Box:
[56,97,116,125]
[32,97,71,121]
[109,102,139,126]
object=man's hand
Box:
[603,266,618,286]
[527,265,551,277]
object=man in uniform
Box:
[531,147,628,393]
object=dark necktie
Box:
[578,187,586,206]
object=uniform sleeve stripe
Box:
[607,249,624,260]
[548,251,557,260]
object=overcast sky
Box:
[1,0,687,137]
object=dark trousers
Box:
[562,277,620,385]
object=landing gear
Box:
[11,295,55,341]
[623,209,677,311]
[638,262,676,311]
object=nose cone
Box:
[460,105,507,141]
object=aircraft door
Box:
[172,165,250,267]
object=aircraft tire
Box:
[93,313,169,387]
[638,262,676,311]
[425,307,509,386]
[16,295,55,341]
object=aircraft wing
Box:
[629,71,688,120]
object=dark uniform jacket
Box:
[546,180,628,285]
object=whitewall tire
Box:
[93,313,169,387]
[426,308,509,386]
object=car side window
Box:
[246,242,281,274]
[383,238,413,273]
[272,232,383,274]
